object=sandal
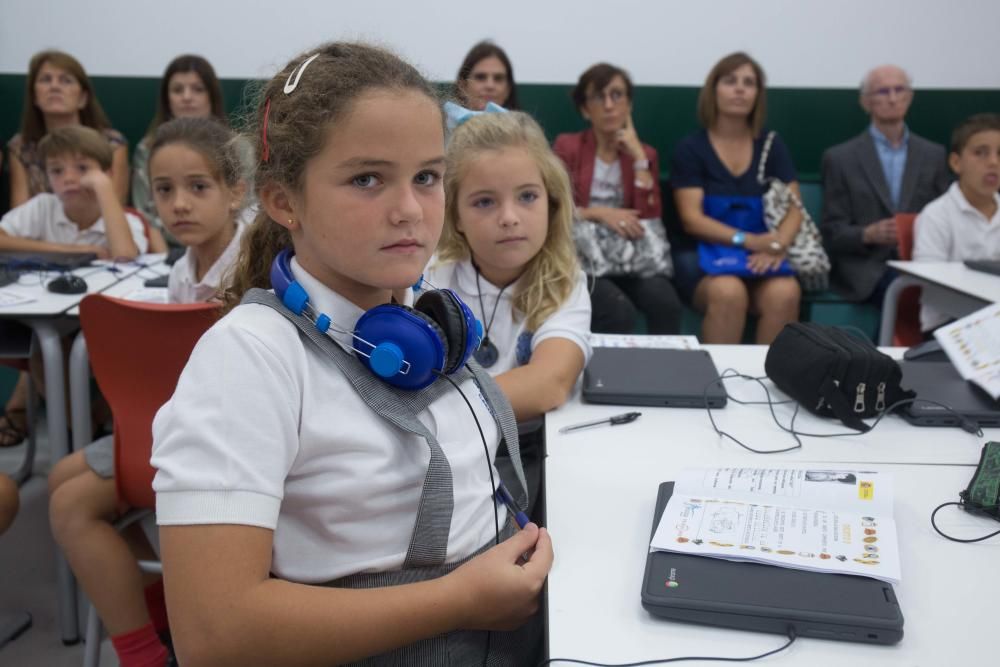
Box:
[0,408,28,448]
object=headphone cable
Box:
[540,625,797,666]
[930,501,1000,543]
[433,370,501,547]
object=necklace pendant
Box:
[474,338,499,368]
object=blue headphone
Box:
[270,248,483,390]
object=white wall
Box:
[2,0,999,88]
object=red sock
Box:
[110,622,169,667]
[143,579,170,634]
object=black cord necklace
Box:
[473,266,509,368]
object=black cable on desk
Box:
[540,626,797,666]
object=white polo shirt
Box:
[423,258,592,375]
[0,193,148,253]
[913,182,1000,331]
[151,257,503,582]
[168,223,245,304]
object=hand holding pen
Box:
[495,482,530,529]
[558,411,642,434]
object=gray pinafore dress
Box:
[244,289,542,666]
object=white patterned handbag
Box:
[758,131,831,292]
[572,217,674,278]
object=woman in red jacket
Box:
[553,63,680,333]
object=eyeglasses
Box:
[868,85,911,99]
[470,72,507,85]
[587,88,627,105]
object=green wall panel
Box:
[2,73,998,214]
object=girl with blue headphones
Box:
[150,43,551,666]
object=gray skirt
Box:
[83,434,115,479]
[322,520,543,666]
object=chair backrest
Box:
[895,213,918,260]
[891,212,922,345]
[798,182,824,223]
[79,295,219,509]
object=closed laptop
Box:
[583,348,727,408]
[899,360,1000,428]
[642,482,904,644]
[0,250,97,271]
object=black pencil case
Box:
[764,323,915,432]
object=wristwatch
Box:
[731,231,746,247]
[633,159,650,171]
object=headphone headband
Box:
[268,248,480,389]
[271,248,310,316]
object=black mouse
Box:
[47,274,88,295]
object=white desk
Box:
[0,256,163,643]
[544,342,999,664]
[65,259,169,318]
[545,459,998,666]
[0,261,157,465]
[880,261,1000,345]
[546,346,995,467]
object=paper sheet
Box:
[935,302,1000,399]
[589,334,700,349]
[122,287,169,303]
[651,467,901,584]
[0,290,34,307]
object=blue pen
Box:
[495,482,529,529]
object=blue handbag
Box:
[697,194,794,277]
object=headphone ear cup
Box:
[396,304,450,372]
[354,304,448,390]
[415,289,477,373]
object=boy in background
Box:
[914,113,1000,332]
[0,125,147,259]
[0,126,148,448]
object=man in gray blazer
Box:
[821,65,950,303]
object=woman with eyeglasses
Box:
[454,41,519,111]
[553,63,681,334]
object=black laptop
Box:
[641,482,904,644]
[899,360,1000,428]
[583,347,728,408]
[0,250,97,271]
[964,259,1000,277]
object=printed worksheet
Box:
[589,333,700,350]
[650,467,900,584]
[0,290,34,307]
[935,302,1000,399]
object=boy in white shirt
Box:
[0,126,148,448]
[914,113,1000,332]
[0,125,148,259]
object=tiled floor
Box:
[0,424,117,666]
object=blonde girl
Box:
[427,110,591,421]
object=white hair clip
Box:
[284,53,321,95]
